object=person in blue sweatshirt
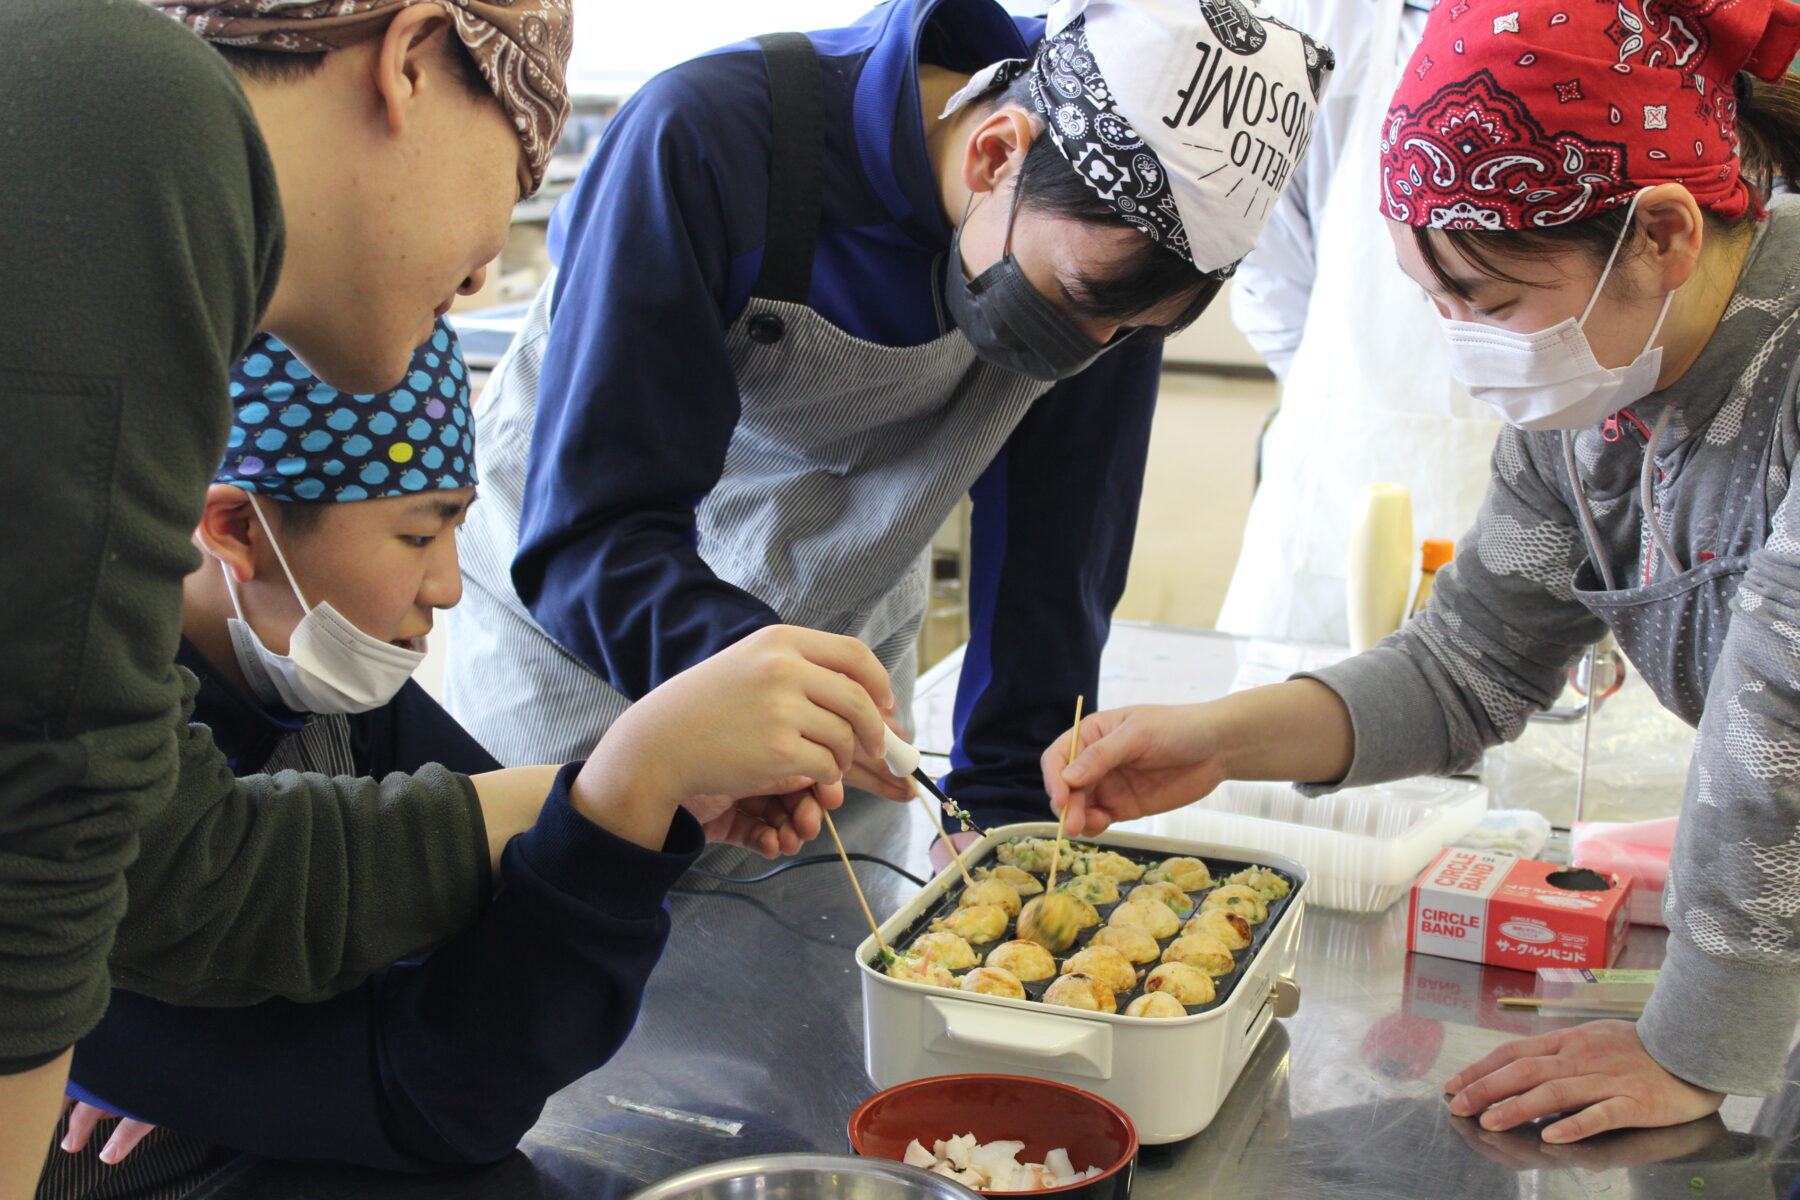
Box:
[38,321,898,1198]
[443,0,1335,830]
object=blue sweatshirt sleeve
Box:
[511,59,784,700]
[70,765,703,1170]
[943,334,1162,825]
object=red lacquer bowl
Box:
[849,1074,1137,1199]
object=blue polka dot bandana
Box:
[216,318,477,503]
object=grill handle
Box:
[924,998,1114,1080]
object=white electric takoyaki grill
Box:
[856,822,1306,1145]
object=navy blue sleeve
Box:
[943,335,1162,826]
[511,57,783,701]
[70,765,703,1171]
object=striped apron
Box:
[445,34,1052,766]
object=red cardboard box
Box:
[1408,849,1632,972]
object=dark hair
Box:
[1412,69,1800,302]
[984,74,1221,335]
[212,26,487,97]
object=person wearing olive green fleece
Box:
[0,2,900,1195]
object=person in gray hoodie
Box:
[1039,0,1800,1148]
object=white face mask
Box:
[1438,192,1676,431]
[222,495,425,715]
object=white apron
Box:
[1217,0,1502,645]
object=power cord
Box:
[673,852,927,891]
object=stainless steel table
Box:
[191,625,1800,1200]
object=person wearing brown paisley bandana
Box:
[154,0,573,392]
[0,2,568,1193]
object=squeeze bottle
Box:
[1346,482,1413,654]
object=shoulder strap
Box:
[750,32,825,305]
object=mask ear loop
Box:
[1000,161,1027,260]
[244,492,314,613]
[1578,189,1651,330]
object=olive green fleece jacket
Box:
[0,0,489,1072]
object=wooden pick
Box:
[1496,996,1646,1014]
[1046,694,1085,894]
[822,808,890,961]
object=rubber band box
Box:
[1407,849,1633,971]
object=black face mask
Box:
[941,187,1106,383]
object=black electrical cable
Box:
[672,852,928,891]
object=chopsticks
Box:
[821,807,893,962]
[1045,695,1084,894]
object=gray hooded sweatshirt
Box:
[1303,196,1800,1095]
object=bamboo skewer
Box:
[1496,996,1647,1015]
[1046,695,1085,894]
[822,807,891,961]
[916,790,976,888]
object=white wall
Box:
[570,0,1049,95]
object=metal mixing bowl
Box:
[626,1153,981,1200]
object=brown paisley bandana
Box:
[150,1,572,194]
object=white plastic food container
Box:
[1148,777,1487,913]
[856,823,1305,1145]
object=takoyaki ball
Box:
[1017,893,1083,953]
[960,966,1027,1000]
[1130,881,1195,916]
[932,903,1008,943]
[1090,924,1161,965]
[1144,856,1212,891]
[1081,850,1146,883]
[1144,962,1216,1005]
[1183,907,1251,951]
[908,931,979,971]
[995,837,1056,872]
[958,878,1023,918]
[1107,897,1181,940]
[1125,991,1189,1019]
[1059,945,1138,994]
[1202,884,1269,925]
[986,939,1057,981]
[977,865,1043,897]
[1226,866,1291,902]
[1161,932,1236,977]
[1054,873,1119,906]
[1070,895,1102,929]
[886,953,956,988]
[1043,972,1117,1014]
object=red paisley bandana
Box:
[1379,0,1800,229]
[152,0,571,195]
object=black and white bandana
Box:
[947,0,1334,275]
[1030,18,1196,266]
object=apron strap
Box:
[750,33,825,305]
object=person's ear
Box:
[370,3,454,138]
[1634,183,1706,294]
[194,485,261,584]
[961,104,1039,197]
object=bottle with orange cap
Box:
[1408,539,1455,619]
